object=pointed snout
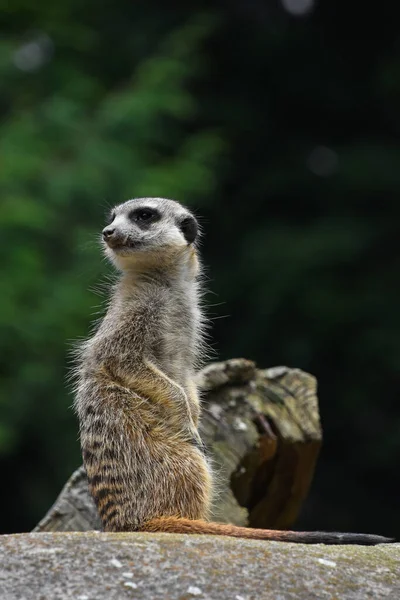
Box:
[102,226,134,250]
[102,226,125,248]
[102,226,115,240]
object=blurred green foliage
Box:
[0,1,399,536]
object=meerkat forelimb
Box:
[74,197,394,545]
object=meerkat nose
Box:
[102,227,116,240]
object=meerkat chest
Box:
[151,287,199,381]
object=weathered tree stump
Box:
[34,359,322,532]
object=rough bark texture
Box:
[34,359,322,533]
[1,532,399,600]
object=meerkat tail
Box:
[140,517,394,545]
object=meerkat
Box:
[74,197,392,545]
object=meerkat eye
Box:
[137,209,153,221]
[129,208,159,223]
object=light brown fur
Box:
[74,197,392,545]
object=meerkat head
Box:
[102,197,199,273]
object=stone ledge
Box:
[1,532,399,599]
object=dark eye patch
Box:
[128,208,160,224]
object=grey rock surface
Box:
[0,532,399,600]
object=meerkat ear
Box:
[179,214,198,244]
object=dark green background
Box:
[1,1,399,536]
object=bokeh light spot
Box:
[307,145,338,177]
[281,0,315,16]
[13,35,53,72]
